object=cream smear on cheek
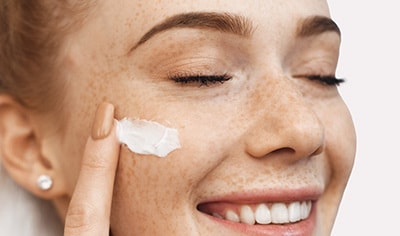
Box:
[116,118,181,158]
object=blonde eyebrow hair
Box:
[131,12,254,51]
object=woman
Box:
[0,0,356,235]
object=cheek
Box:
[113,116,237,197]
[110,132,232,233]
[318,99,356,183]
[53,67,133,194]
[110,105,239,212]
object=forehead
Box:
[64,0,334,71]
[93,0,331,41]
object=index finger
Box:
[64,102,120,236]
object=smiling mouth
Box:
[197,200,312,225]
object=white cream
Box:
[116,118,181,158]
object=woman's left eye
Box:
[170,74,233,87]
[306,75,345,86]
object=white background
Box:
[328,1,400,235]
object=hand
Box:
[64,102,120,236]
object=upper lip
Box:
[196,187,323,205]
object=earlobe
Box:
[0,95,65,199]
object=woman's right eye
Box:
[169,74,233,87]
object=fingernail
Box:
[91,102,115,140]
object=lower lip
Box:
[201,203,317,236]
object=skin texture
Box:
[2,0,356,235]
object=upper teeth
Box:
[213,201,312,225]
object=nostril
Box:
[259,144,323,163]
[269,147,295,156]
[270,143,324,158]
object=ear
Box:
[0,95,66,199]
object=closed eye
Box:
[306,75,345,86]
[170,74,233,87]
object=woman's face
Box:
[48,0,356,235]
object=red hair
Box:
[0,1,93,111]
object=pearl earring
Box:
[36,174,53,191]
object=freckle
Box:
[137,64,144,70]
[167,42,176,50]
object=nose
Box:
[244,75,324,162]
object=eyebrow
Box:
[297,16,341,37]
[131,12,254,51]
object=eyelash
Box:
[169,74,345,86]
[306,75,345,86]
[170,74,232,86]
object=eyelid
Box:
[294,74,345,86]
[307,75,345,86]
[169,73,233,86]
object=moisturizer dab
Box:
[116,118,181,158]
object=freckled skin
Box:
[38,0,356,235]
